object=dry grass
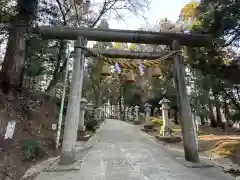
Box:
[144,120,240,166]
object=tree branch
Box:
[90,0,117,28]
[55,0,67,24]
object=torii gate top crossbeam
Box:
[33,26,213,47]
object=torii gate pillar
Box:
[60,36,86,165]
[172,40,199,162]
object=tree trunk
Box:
[46,40,66,92]
[208,100,217,127]
[173,109,179,124]
[215,102,222,125]
[224,100,230,133]
[0,0,38,94]
[213,94,222,126]
[200,115,205,126]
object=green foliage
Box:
[84,41,113,107]
[84,110,99,132]
[0,0,16,23]
[26,58,45,77]
[123,83,142,106]
[180,1,199,21]
[181,0,240,117]
[231,109,240,122]
[196,0,240,41]
[22,139,44,160]
[25,36,50,78]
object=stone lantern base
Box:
[160,126,173,136]
[133,120,141,125]
[77,130,90,141]
[156,135,182,143]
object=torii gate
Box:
[33,25,213,165]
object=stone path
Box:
[35,119,234,180]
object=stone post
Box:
[78,98,88,132]
[159,98,170,136]
[134,105,139,122]
[144,103,152,122]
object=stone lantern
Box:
[144,103,152,122]
[86,102,94,120]
[159,98,171,136]
[128,107,133,121]
[78,98,88,132]
[134,105,139,122]
[124,107,128,121]
[120,97,124,120]
[86,102,93,110]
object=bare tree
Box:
[45,0,150,91]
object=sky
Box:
[108,0,192,30]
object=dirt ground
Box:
[0,90,61,180]
[143,122,240,176]
[0,90,98,180]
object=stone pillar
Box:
[144,103,151,122]
[78,98,88,131]
[159,98,171,136]
[134,105,139,122]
